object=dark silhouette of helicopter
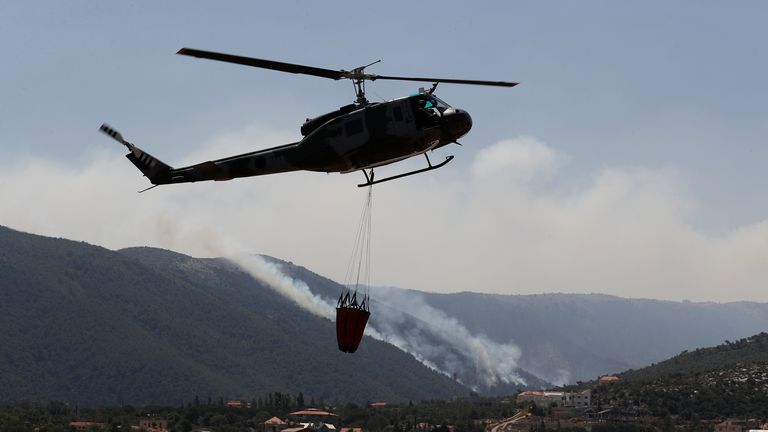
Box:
[100,48,517,191]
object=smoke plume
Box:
[228,254,335,320]
[228,254,526,390]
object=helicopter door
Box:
[335,112,369,155]
[388,99,416,136]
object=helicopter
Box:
[100,48,517,190]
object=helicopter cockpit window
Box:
[430,95,452,113]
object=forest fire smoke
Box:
[230,254,525,391]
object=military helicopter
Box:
[100,48,517,190]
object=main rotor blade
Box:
[177,48,345,80]
[373,75,518,87]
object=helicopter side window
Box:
[345,118,364,136]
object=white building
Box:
[564,389,591,407]
[517,389,591,408]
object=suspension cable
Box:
[342,184,374,309]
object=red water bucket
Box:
[336,306,370,353]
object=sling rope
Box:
[341,185,373,310]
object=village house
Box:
[227,399,247,408]
[283,423,337,432]
[263,416,289,432]
[280,408,341,432]
[287,408,340,427]
[516,390,591,408]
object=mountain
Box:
[619,332,768,381]
[379,290,768,385]
[123,249,768,394]
[588,333,768,419]
[4,222,768,407]
[273,259,768,386]
[0,225,467,406]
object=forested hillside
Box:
[0,226,466,406]
[619,332,768,381]
[3,222,768,409]
[589,333,768,419]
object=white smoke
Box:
[369,287,525,389]
[548,370,572,388]
[226,253,524,390]
[228,254,335,320]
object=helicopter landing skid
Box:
[357,154,454,187]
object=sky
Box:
[1,1,767,302]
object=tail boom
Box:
[100,123,303,187]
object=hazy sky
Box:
[1,1,767,302]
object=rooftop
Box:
[265,416,287,425]
[289,409,338,417]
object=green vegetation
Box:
[580,334,768,420]
[620,333,768,381]
[594,361,768,419]
[0,395,515,432]
[0,226,465,406]
[6,222,768,425]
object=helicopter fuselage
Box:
[290,93,472,173]
[102,92,472,188]
[100,47,512,189]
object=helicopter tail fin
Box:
[99,123,173,185]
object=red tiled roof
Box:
[265,416,287,425]
[369,402,387,407]
[599,375,619,382]
[289,409,338,417]
[518,391,544,396]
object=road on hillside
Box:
[487,410,529,432]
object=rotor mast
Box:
[344,60,381,104]
[345,60,381,104]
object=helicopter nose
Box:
[443,107,473,139]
